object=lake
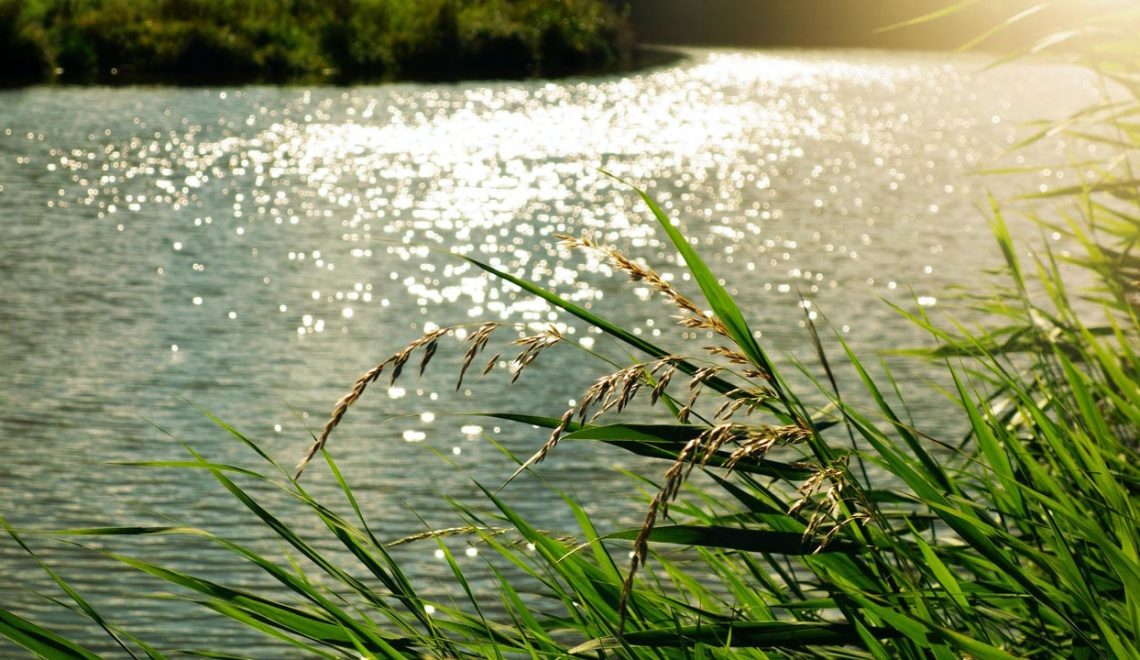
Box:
[0,48,1099,653]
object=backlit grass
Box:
[1,1,1138,657]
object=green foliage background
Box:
[0,0,633,83]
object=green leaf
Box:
[611,174,781,389]
[604,525,858,555]
[873,0,982,33]
[570,620,893,652]
[486,414,814,478]
[456,255,748,402]
[0,514,144,658]
[0,609,102,659]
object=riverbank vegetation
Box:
[2,1,1140,657]
[0,0,634,85]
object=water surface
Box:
[0,48,1099,652]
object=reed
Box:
[2,1,1139,657]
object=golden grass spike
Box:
[294,326,451,480]
[508,325,563,384]
[457,322,500,390]
[613,421,820,633]
[294,358,390,479]
[563,231,729,336]
[500,409,575,489]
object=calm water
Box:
[0,48,1099,653]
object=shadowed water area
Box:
[0,49,1100,653]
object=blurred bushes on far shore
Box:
[0,0,635,85]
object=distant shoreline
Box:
[0,46,685,89]
[0,0,637,88]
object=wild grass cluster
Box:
[2,0,1140,657]
[0,0,633,84]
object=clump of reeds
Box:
[299,233,779,479]
[9,8,1140,655]
[297,234,790,495]
[297,232,855,634]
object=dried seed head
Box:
[588,364,649,417]
[503,409,575,486]
[789,457,860,550]
[742,368,772,381]
[517,359,667,476]
[677,386,702,424]
[509,325,562,384]
[532,410,574,467]
[704,345,751,364]
[677,313,730,336]
[714,398,741,420]
[388,327,449,384]
[385,525,511,548]
[294,326,451,479]
[457,322,499,390]
[618,423,736,633]
[650,364,677,406]
[577,370,619,423]
[616,366,644,412]
[697,424,740,467]
[724,424,811,471]
[817,513,871,552]
[687,365,723,389]
[561,233,728,337]
[419,336,440,376]
[481,353,500,376]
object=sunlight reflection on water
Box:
[0,48,1100,652]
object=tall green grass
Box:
[2,1,1139,657]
